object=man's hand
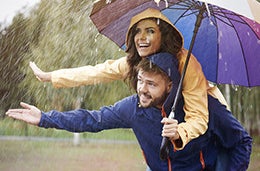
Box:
[161,117,180,140]
[6,102,42,126]
[29,61,52,82]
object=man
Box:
[6,53,252,170]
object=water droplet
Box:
[149,61,152,68]
[224,62,228,71]
[219,53,222,60]
[106,0,112,4]
[167,68,171,77]
[231,80,239,91]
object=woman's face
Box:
[134,19,161,58]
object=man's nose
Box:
[139,83,148,93]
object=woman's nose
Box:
[137,32,146,40]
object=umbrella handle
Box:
[159,137,171,160]
[159,111,175,160]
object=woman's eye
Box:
[135,28,141,34]
[147,28,155,34]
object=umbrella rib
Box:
[203,6,245,27]
[168,0,204,21]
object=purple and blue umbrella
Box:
[90,0,260,87]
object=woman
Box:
[30,8,228,150]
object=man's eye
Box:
[137,78,143,83]
[148,82,156,87]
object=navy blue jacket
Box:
[39,95,252,171]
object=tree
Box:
[0,14,30,117]
[18,0,131,111]
[219,85,260,136]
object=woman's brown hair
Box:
[125,18,182,90]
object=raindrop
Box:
[156,18,160,25]
[149,61,152,68]
[218,53,222,60]
[224,62,228,71]
[219,31,223,37]
[231,85,238,91]
[231,80,239,91]
[167,68,171,77]
[106,0,112,4]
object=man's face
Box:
[134,19,161,58]
[137,69,171,108]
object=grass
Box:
[0,139,259,171]
[0,140,146,171]
[1,118,260,170]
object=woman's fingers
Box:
[161,117,179,139]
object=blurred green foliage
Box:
[1,0,132,117]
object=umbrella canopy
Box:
[90,0,260,87]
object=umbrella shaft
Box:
[159,3,206,161]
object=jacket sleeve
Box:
[38,100,132,132]
[173,49,209,150]
[208,95,252,171]
[51,56,128,88]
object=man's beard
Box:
[138,90,169,108]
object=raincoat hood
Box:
[147,52,180,116]
[126,8,184,48]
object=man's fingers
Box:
[20,102,32,110]
[6,109,21,116]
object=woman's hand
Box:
[29,61,52,82]
[161,117,180,140]
[6,102,42,126]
